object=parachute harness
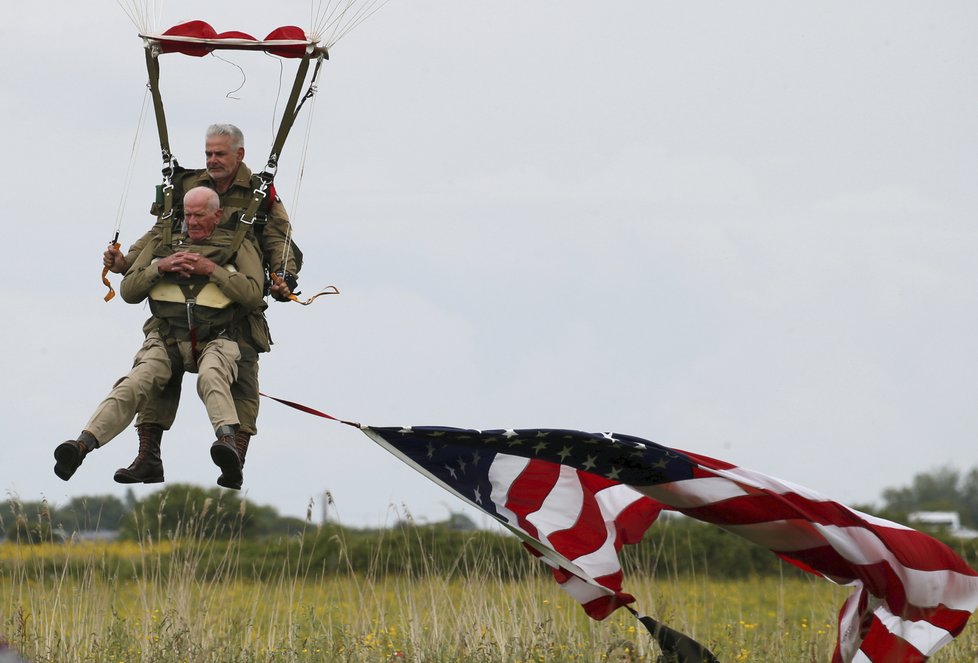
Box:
[129,29,338,305]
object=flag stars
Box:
[473,486,483,505]
[607,466,622,480]
[445,465,457,480]
[398,427,413,435]
[532,441,548,455]
[426,443,436,459]
[582,455,598,471]
[503,429,518,438]
[535,431,550,438]
[427,431,446,438]
[557,446,573,462]
[471,450,482,465]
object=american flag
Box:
[360,425,978,663]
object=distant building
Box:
[908,511,978,539]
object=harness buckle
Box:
[241,184,269,226]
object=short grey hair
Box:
[206,123,244,151]
[184,186,221,212]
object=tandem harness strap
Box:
[141,34,326,266]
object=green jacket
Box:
[121,228,265,343]
[125,163,301,276]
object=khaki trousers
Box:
[137,337,260,435]
[85,332,240,446]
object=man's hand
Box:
[269,272,294,301]
[155,252,217,278]
[269,280,292,301]
[103,246,128,274]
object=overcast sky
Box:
[2,1,976,528]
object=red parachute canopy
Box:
[144,20,322,58]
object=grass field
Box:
[1,536,976,662]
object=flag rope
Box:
[259,391,360,427]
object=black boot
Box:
[54,431,99,481]
[217,431,251,490]
[211,425,242,490]
[114,424,165,484]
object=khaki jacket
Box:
[124,163,300,276]
[121,228,266,342]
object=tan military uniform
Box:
[122,163,302,436]
[84,229,265,446]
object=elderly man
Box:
[104,124,301,489]
[57,187,265,488]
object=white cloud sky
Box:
[2,1,977,527]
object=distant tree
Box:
[117,483,304,541]
[445,512,477,531]
[119,484,249,540]
[960,468,978,529]
[0,498,56,543]
[880,465,973,527]
[52,495,128,534]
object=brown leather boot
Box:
[54,431,99,481]
[114,424,165,484]
[211,425,242,490]
[216,431,251,490]
[234,431,251,469]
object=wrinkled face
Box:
[184,195,222,242]
[205,134,244,185]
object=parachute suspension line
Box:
[287,75,320,231]
[311,0,393,49]
[113,85,151,241]
[265,53,287,147]
[209,52,247,101]
[270,53,339,306]
[115,0,163,33]
[103,85,151,303]
[280,70,320,270]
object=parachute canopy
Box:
[142,21,326,58]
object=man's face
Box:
[184,197,222,242]
[205,135,244,184]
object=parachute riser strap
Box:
[267,50,324,282]
[143,43,171,160]
[291,54,325,127]
[144,41,179,245]
[224,171,275,265]
[264,49,318,176]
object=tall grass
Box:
[1,499,976,662]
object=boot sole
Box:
[211,445,242,488]
[113,471,165,484]
[216,475,243,490]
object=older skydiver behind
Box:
[57,187,266,488]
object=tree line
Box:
[3,465,977,580]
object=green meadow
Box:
[2,510,977,662]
